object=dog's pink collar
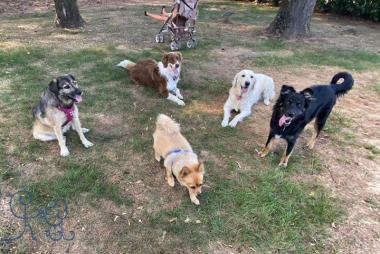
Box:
[58,106,74,127]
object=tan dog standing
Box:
[153,114,204,205]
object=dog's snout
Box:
[175,63,179,68]
[77,89,83,95]
[288,112,295,118]
[244,81,250,87]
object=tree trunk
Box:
[267,0,317,38]
[54,0,85,28]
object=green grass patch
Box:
[324,111,353,134]
[0,47,45,68]
[364,144,380,160]
[374,83,380,95]
[364,144,380,155]
[253,49,380,71]
[149,164,341,253]
[26,163,125,205]
[324,112,357,146]
[257,38,286,51]
[200,2,276,24]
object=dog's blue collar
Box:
[165,149,192,158]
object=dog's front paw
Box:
[176,93,183,100]
[81,128,90,133]
[221,120,229,127]
[177,100,185,106]
[307,142,315,150]
[264,99,270,106]
[258,149,268,158]
[278,156,288,167]
[60,146,70,157]
[191,197,200,205]
[167,177,175,187]
[306,137,316,150]
[228,120,239,128]
[82,140,94,148]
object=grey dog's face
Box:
[49,74,83,106]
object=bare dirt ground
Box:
[1,1,379,253]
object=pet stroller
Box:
[146,0,199,50]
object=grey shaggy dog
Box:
[32,74,93,156]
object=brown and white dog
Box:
[153,114,205,205]
[117,52,185,106]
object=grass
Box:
[147,161,340,253]
[252,49,380,71]
[324,111,353,134]
[324,112,357,147]
[364,144,380,160]
[0,1,376,253]
[0,40,342,250]
[374,83,380,95]
[26,163,124,205]
[200,1,276,24]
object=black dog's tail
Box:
[330,72,354,97]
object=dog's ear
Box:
[232,73,239,87]
[179,167,191,178]
[280,85,296,95]
[68,74,76,81]
[48,79,59,94]
[196,163,205,173]
[162,53,170,67]
[301,88,314,101]
[176,52,183,62]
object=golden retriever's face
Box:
[179,163,204,196]
[232,70,256,95]
[162,52,182,76]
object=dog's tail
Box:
[116,59,136,70]
[156,114,180,134]
[330,72,354,97]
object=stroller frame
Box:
[154,0,199,50]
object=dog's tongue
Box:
[241,87,248,94]
[279,115,291,127]
[74,95,83,103]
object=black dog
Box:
[259,72,354,167]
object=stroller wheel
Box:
[186,39,197,49]
[155,34,164,43]
[170,41,181,51]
